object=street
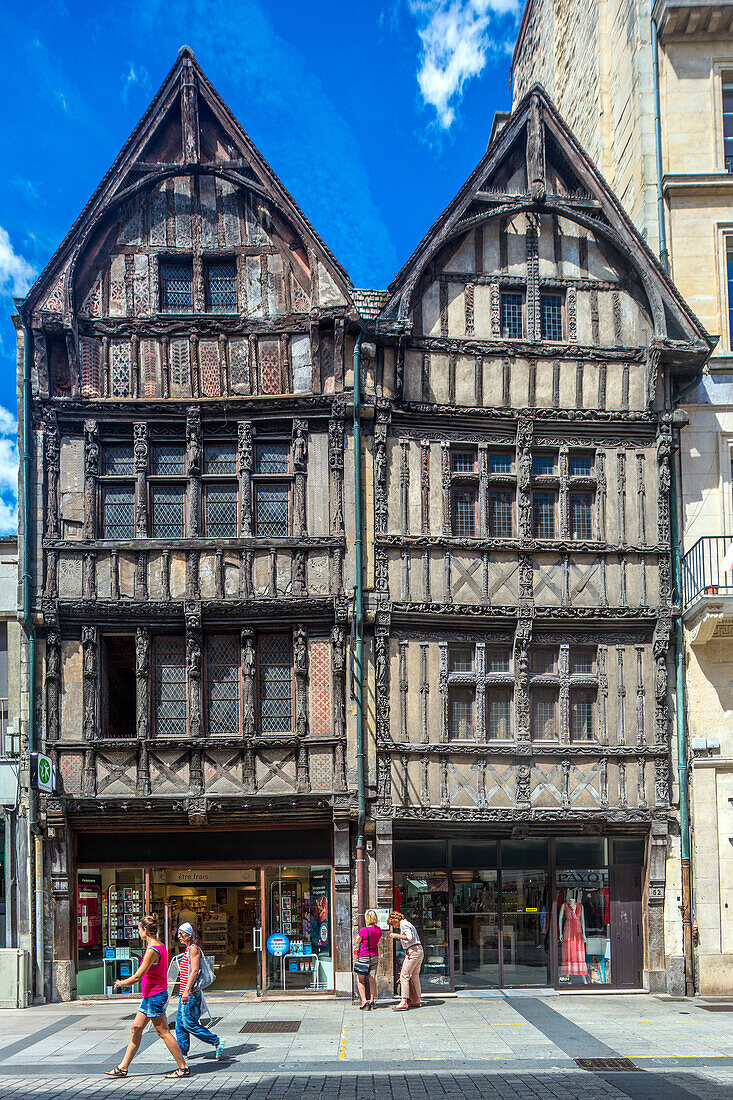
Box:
[0,993,731,1098]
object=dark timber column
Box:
[83,419,98,539]
[186,602,203,796]
[292,419,308,537]
[46,803,74,1002]
[186,406,201,536]
[376,817,394,998]
[238,420,253,537]
[133,423,148,538]
[136,627,151,794]
[81,626,99,796]
[333,802,352,996]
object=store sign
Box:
[30,751,54,793]
[310,870,331,955]
[266,933,290,957]
[163,868,258,885]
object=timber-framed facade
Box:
[15,52,712,1000]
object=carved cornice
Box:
[378,741,667,758]
[54,596,341,624]
[376,534,662,554]
[388,806,656,822]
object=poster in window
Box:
[77,874,102,962]
[309,870,331,957]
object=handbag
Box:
[192,951,216,991]
[354,926,374,975]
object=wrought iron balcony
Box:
[681,535,733,608]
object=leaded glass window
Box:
[570,492,594,540]
[104,444,134,476]
[570,649,596,675]
[448,647,474,674]
[161,261,193,313]
[532,688,558,739]
[490,490,514,537]
[207,635,240,735]
[570,690,595,740]
[204,442,236,475]
[255,484,289,537]
[259,635,292,733]
[531,648,557,674]
[154,637,187,737]
[501,292,523,338]
[255,443,289,474]
[151,443,185,476]
[489,453,512,474]
[540,294,563,341]
[205,483,238,538]
[488,649,510,673]
[532,453,556,476]
[533,492,556,539]
[151,484,185,538]
[205,261,237,313]
[451,450,476,474]
[569,453,593,477]
[103,486,134,540]
[487,688,512,739]
[449,687,474,738]
[452,488,477,537]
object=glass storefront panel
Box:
[264,865,333,992]
[393,871,450,991]
[556,868,611,986]
[453,872,499,989]
[76,868,145,996]
[501,870,549,987]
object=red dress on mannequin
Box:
[561,901,588,977]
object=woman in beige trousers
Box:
[388,910,423,1010]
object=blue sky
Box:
[0,0,521,532]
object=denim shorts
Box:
[138,991,168,1018]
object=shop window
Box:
[501,292,523,339]
[154,637,187,737]
[450,839,498,868]
[259,635,292,733]
[556,838,607,868]
[160,259,193,313]
[612,838,645,864]
[265,865,334,992]
[532,491,557,539]
[253,442,291,537]
[486,687,512,739]
[556,867,610,986]
[394,839,448,869]
[205,259,237,313]
[570,492,594,540]
[101,636,136,738]
[393,871,450,991]
[76,869,145,996]
[531,687,558,739]
[540,293,563,341]
[206,635,240,735]
[449,687,474,738]
[501,837,549,869]
[570,689,595,740]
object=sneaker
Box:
[167,1054,188,1064]
[214,1039,225,1060]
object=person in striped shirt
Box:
[175,923,224,1062]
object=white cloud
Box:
[122,63,151,102]
[408,0,520,128]
[0,227,36,298]
[0,498,18,537]
[0,410,20,535]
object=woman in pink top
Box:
[106,914,189,1079]
[354,909,383,1009]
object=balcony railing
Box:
[726,154,733,175]
[681,536,733,607]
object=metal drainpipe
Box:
[17,303,38,833]
[353,333,366,926]
[651,16,670,274]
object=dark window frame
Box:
[500,291,524,339]
[252,440,293,538]
[258,634,294,734]
[532,490,557,539]
[153,635,188,738]
[204,258,238,314]
[540,292,564,341]
[206,634,242,736]
[160,257,194,314]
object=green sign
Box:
[30,752,54,794]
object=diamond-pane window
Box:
[205,484,238,538]
[449,687,474,738]
[103,486,134,540]
[533,492,556,539]
[255,443,289,474]
[151,485,185,538]
[154,637,187,737]
[490,490,514,537]
[570,492,594,540]
[452,488,477,537]
[451,450,476,474]
[501,293,523,338]
[532,688,558,739]
[205,261,237,313]
[540,294,563,341]
[570,690,595,740]
[259,635,292,733]
[151,444,185,476]
[487,689,512,739]
[255,484,289,537]
[204,442,236,475]
[207,635,240,735]
[104,444,134,476]
[161,261,193,312]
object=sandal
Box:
[105,1066,128,1078]
[165,1066,191,1078]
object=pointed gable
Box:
[381,87,711,381]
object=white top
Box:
[400,919,421,948]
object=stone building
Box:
[0,539,23,955]
[512,0,733,997]
[15,50,711,1001]
[16,48,359,1002]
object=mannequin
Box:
[559,889,588,982]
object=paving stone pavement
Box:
[0,993,732,1098]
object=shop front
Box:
[74,826,335,998]
[393,835,644,992]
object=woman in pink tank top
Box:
[106,914,190,1079]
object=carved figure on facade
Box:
[186,406,201,475]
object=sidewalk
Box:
[0,992,731,1098]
